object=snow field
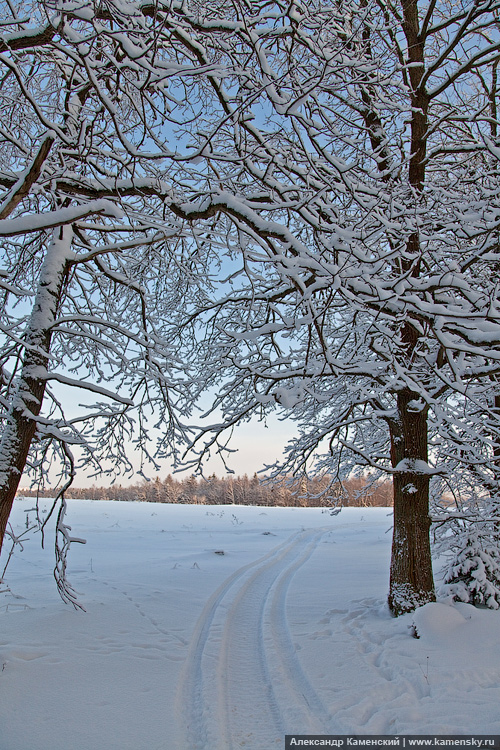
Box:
[0,501,499,750]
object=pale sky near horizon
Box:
[20,408,296,489]
[115,414,294,486]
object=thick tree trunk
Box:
[0,226,72,554]
[384,2,435,616]
[492,394,500,482]
[490,392,500,528]
[388,388,435,615]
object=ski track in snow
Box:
[175,528,333,750]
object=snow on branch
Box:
[0,201,123,237]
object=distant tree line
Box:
[18,475,393,508]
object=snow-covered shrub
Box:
[440,528,500,610]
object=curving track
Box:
[175,529,332,750]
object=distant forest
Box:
[18,474,393,507]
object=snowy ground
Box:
[0,500,499,750]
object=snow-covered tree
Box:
[150,0,500,615]
[438,508,500,610]
[0,0,228,557]
[431,389,500,609]
[3,0,500,618]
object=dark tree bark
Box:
[384,0,435,616]
[388,388,435,615]
[0,226,71,554]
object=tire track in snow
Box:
[175,529,330,750]
[263,534,333,734]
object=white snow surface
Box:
[1,501,499,750]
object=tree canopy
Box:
[2,0,500,614]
